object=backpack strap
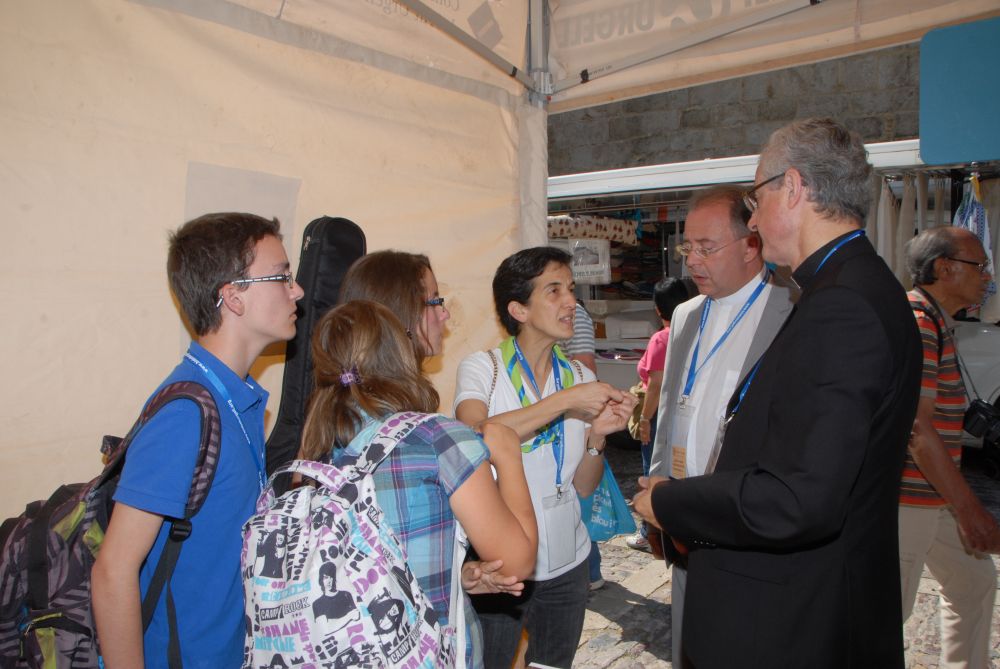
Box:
[263,412,438,500]
[133,381,221,669]
[24,484,82,612]
[350,412,439,476]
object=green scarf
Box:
[498,336,576,453]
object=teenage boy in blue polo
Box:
[92,213,304,668]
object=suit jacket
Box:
[648,271,797,480]
[651,234,922,668]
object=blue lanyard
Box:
[815,230,865,273]
[185,353,265,491]
[727,231,866,418]
[682,274,769,398]
[729,359,762,419]
[511,340,568,490]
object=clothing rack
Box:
[876,162,1000,221]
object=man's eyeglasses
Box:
[676,235,751,259]
[742,172,786,212]
[215,272,295,308]
[947,257,992,275]
[425,297,446,308]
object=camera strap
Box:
[912,288,982,403]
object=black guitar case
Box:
[266,216,366,478]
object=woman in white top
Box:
[454,247,635,669]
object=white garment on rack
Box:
[915,173,929,233]
[875,179,898,272]
[896,175,916,287]
[933,179,947,228]
[866,173,881,251]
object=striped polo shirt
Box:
[899,289,967,507]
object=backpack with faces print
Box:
[241,412,466,669]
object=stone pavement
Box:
[571,441,1000,668]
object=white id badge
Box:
[542,492,577,571]
[669,401,696,479]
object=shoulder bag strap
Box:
[486,350,499,406]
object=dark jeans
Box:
[473,558,589,669]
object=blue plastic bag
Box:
[579,460,637,542]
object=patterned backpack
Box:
[0,381,221,669]
[242,412,463,669]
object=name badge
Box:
[670,401,696,479]
[542,491,577,571]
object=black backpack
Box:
[0,381,221,669]
[265,216,366,480]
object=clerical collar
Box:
[791,229,866,289]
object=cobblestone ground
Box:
[572,438,1000,668]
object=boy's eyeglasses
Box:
[215,272,295,308]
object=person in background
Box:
[625,276,691,552]
[636,118,922,668]
[93,213,304,668]
[339,250,524,596]
[299,300,538,668]
[900,226,1000,669]
[455,247,635,669]
[560,300,597,373]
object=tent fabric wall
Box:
[0,0,540,517]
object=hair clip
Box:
[339,366,361,387]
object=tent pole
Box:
[527,0,552,107]
[394,0,537,91]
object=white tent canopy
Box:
[547,0,1000,112]
[2,0,995,517]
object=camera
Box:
[963,399,1000,444]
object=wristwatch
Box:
[587,442,604,457]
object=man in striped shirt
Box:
[901,226,999,669]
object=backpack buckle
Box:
[169,520,192,541]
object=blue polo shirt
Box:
[114,342,267,669]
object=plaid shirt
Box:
[335,413,489,667]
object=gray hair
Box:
[758,118,873,225]
[688,184,753,239]
[905,226,961,286]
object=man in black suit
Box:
[634,117,922,668]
